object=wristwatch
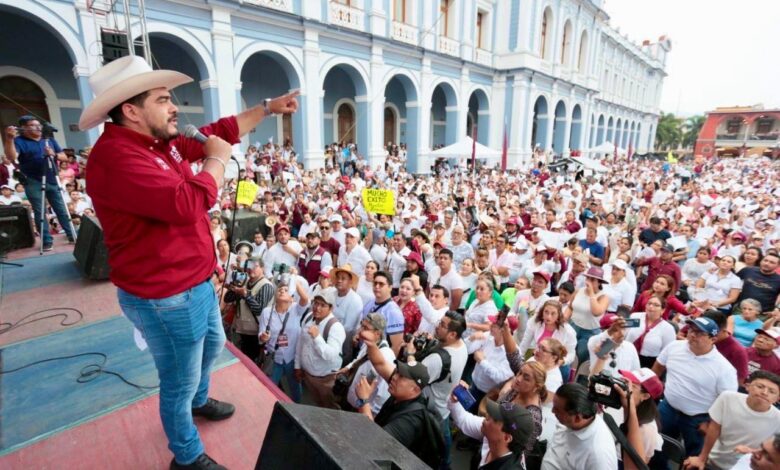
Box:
[355,397,368,408]
[263,98,275,116]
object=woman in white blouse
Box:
[625,294,677,368]
[356,260,378,305]
[463,278,498,343]
[517,300,577,366]
[602,259,637,313]
[681,247,716,287]
[693,255,743,312]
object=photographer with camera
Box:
[263,224,302,278]
[613,369,665,468]
[362,310,468,469]
[222,256,275,363]
[338,313,395,414]
[588,314,641,377]
[256,276,309,403]
[353,359,445,468]
[4,116,75,251]
[294,288,345,409]
[542,383,618,469]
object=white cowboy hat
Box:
[78,56,192,130]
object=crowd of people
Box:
[202,139,780,470]
[5,116,780,469]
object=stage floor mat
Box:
[0,315,236,455]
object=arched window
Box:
[0,76,50,129]
[540,8,552,60]
[577,31,588,71]
[561,21,572,65]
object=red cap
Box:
[599,313,620,329]
[619,368,665,400]
[532,270,551,283]
[405,252,424,266]
[433,241,447,249]
[274,224,290,235]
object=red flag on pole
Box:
[501,120,508,171]
[471,125,477,175]
[614,141,618,162]
[628,142,633,160]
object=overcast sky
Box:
[603,0,780,117]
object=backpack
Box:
[395,399,446,468]
[425,347,452,386]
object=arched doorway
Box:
[322,63,368,151]
[383,73,419,171]
[384,106,397,146]
[531,96,549,150]
[430,82,458,147]
[607,117,615,143]
[0,76,49,128]
[239,50,302,152]
[569,104,583,151]
[552,100,567,155]
[596,115,605,145]
[467,88,490,145]
[337,102,355,144]
[615,118,623,149]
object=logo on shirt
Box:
[155,157,170,171]
[170,146,183,163]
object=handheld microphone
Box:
[183,124,208,144]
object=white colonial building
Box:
[0,0,669,171]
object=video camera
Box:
[228,266,249,288]
[399,332,440,363]
[588,371,629,409]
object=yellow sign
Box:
[362,188,396,215]
[236,180,260,205]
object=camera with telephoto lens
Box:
[588,372,629,409]
[229,268,249,287]
[272,263,291,287]
[399,332,440,363]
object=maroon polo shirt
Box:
[86,118,240,299]
[637,256,682,292]
[715,335,749,383]
[746,347,780,375]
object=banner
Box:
[362,188,396,215]
[236,180,260,205]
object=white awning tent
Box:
[431,136,502,163]
[589,141,616,153]
[576,157,609,172]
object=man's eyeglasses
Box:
[373,281,388,287]
[320,226,330,230]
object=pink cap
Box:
[619,368,664,400]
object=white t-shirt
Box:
[656,340,738,415]
[334,289,364,335]
[624,312,677,358]
[587,331,641,375]
[421,341,468,420]
[707,391,780,470]
[337,244,372,276]
[700,271,743,309]
[542,414,618,470]
[0,194,22,205]
[262,240,303,277]
[434,268,464,296]
[346,342,396,415]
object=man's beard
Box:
[150,115,178,141]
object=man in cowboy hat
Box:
[80,55,299,470]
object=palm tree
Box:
[681,115,706,149]
[655,113,682,150]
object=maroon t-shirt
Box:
[746,347,780,375]
[715,335,749,383]
[320,237,341,260]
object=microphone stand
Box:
[38,140,78,255]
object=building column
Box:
[488,74,507,150]
[210,7,237,118]
[302,29,324,168]
[73,67,99,143]
[416,56,433,174]
[405,101,420,173]
[367,45,386,170]
[458,66,471,142]
[200,79,220,123]
[509,78,530,168]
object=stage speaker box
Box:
[224,209,267,244]
[257,402,429,470]
[0,205,35,251]
[73,215,111,280]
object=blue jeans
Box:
[658,399,710,457]
[271,359,302,403]
[118,279,225,465]
[439,416,452,469]
[570,322,601,366]
[24,177,74,245]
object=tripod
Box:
[39,140,78,255]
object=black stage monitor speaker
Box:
[257,402,429,470]
[0,205,35,251]
[73,215,111,280]
[224,209,267,243]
